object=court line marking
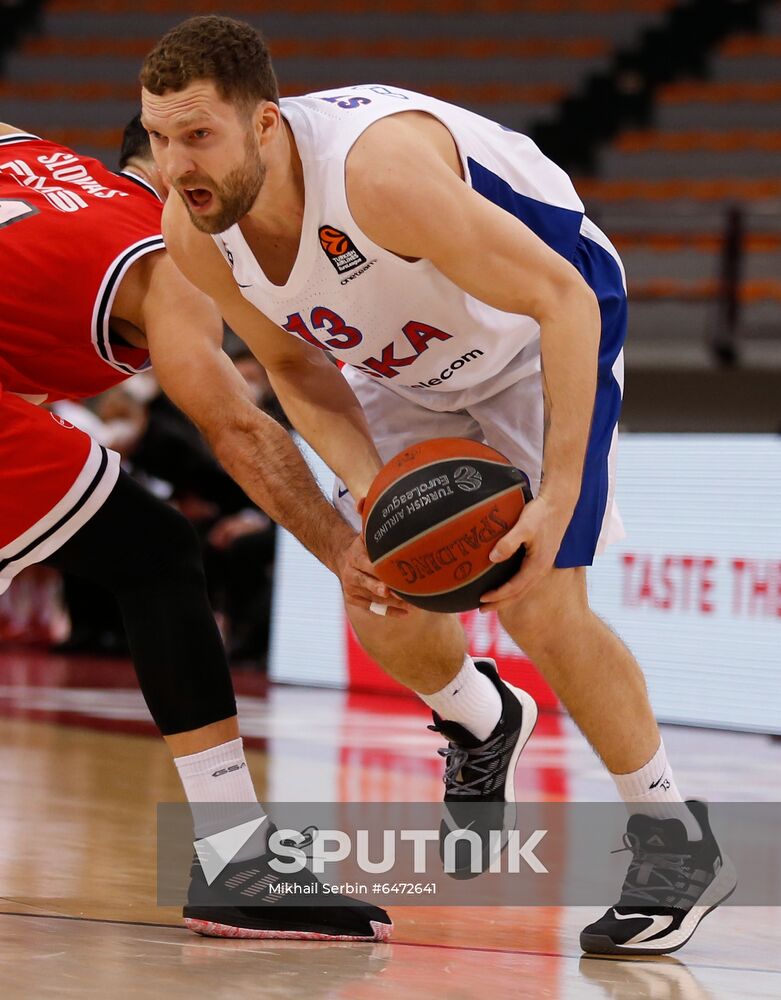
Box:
[0,909,779,976]
[391,938,781,976]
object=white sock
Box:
[419,655,502,741]
[174,737,268,861]
[610,740,702,840]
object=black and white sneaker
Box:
[580,800,737,956]
[429,658,538,878]
[183,842,392,941]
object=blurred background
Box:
[1,0,779,734]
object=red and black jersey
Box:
[0,132,165,402]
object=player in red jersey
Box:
[0,121,394,941]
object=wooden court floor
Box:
[0,650,779,999]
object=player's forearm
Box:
[205,406,355,575]
[267,355,383,501]
[537,281,601,516]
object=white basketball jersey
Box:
[214,84,620,411]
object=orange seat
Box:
[630,278,781,304]
[577,177,781,202]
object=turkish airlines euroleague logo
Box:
[318,225,367,275]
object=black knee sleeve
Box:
[45,472,237,735]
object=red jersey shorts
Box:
[0,390,120,593]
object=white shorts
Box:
[333,209,630,568]
[334,355,625,569]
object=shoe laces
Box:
[430,728,503,796]
[612,831,693,906]
[278,825,319,855]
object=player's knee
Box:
[146,503,205,582]
[109,500,205,595]
[498,599,544,651]
[498,568,589,648]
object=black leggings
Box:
[44,472,237,735]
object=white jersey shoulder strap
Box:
[280,85,585,262]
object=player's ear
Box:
[254,100,281,146]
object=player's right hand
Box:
[335,533,411,617]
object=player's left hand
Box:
[479,496,571,610]
[335,532,412,617]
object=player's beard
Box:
[182,131,266,234]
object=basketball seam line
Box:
[364,456,517,526]
[369,482,523,567]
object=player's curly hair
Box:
[140,15,279,111]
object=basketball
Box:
[362,438,533,613]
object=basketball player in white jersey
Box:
[140,16,736,955]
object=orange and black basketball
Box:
[362,438,533,613]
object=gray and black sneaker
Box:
[429,658,538,878]
[580,800,737,956]
[183,834,392,941]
